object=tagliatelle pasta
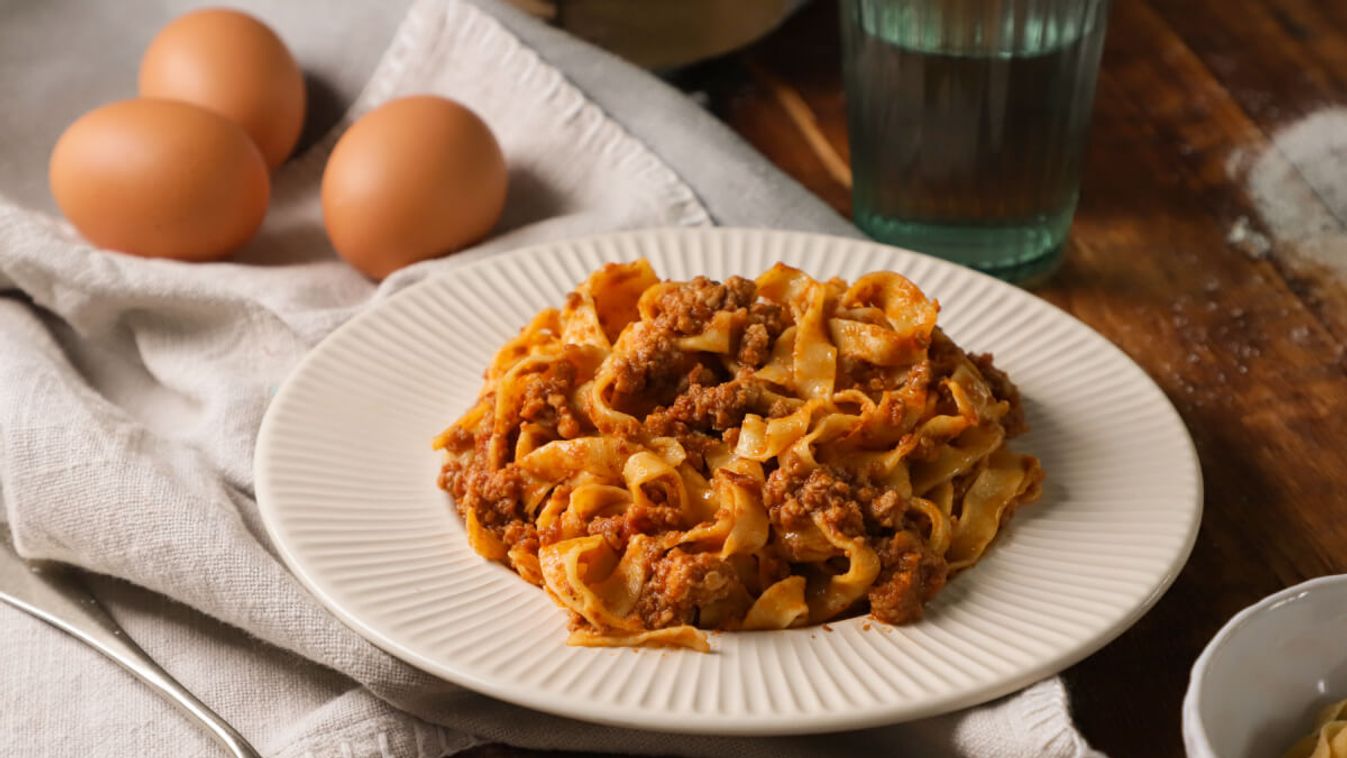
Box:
[434,260,1043,650]
[1286,699,1347,758]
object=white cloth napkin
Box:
[0,0,1102,755]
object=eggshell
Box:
[49,98,271,261]
[321,96,508,280]
[139,8,305,168]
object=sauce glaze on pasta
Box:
[434,260,1043,650]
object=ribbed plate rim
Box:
[255,227,1202,735]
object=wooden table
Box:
[693,0,1347,754]
[471,1,1347,755]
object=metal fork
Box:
[0,527,261,757]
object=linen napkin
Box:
[0,0,1102,755]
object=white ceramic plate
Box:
[255,228,1202,735]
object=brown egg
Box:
[321,96,508,280]
[139,8,305,168]
[49,99,270,261]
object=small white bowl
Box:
[1184,574,1347,757]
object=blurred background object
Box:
[506,0,806,69]
[840,0,1110,283]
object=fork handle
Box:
[0,566,261,758]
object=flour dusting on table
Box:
[1234,107,1347,274]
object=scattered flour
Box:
[1227,214,1272,259]
[1225,145,1248,177]
[1233,107,1347,271]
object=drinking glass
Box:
[840,0,1111,282]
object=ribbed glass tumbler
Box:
[841,0,1110,282]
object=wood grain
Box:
[698,0,1347,755]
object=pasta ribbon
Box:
[807,516,881,622]
[742,576,809,630]
[947,448,1043,569]
[437,259,1042,650]
[488,309,561,381]
[567,626,710,652]
[793,281,838,400]
[734,402,814,462]
[841,271,938,351]
[563,259,658,348]
[716,466,769,557]
[676,309,737,353]
[519,437,629,483]
[1285,699,1347,758]
[754,325,796,388]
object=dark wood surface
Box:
[473,2,1347,756]
[692,0,1347,755]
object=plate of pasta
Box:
[256,227,1202,734]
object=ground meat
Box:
[748,300,787,331]
[587,514,626,551]
[763,461,868,540]
[736,301,788,368]
[623,501,684,539]
[650,276,757,335]
[835,356,895,394]
[610,328,691,412]
[517,361,583,439]
[436,461,463,500]
[611,276,792,417]
[737,323,773,368]
[725,277,757,309]
[971,352,1028,437]
[437,403,501,498]
[766,396,797,418]
[644,379,761,436]
[439,424,474,453]
[677,361,721,391]
[455,462,528,532]
[861,488,905,530]
[641,376,764,474]
[502,521,538,554]
[636,549,749,629]
[928,328,965,376]
[644,276,790,371]
[867,530,948,624]
[676,433,717,472]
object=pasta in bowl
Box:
[434,259,1043,651]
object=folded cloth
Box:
[0,0,1102,756]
